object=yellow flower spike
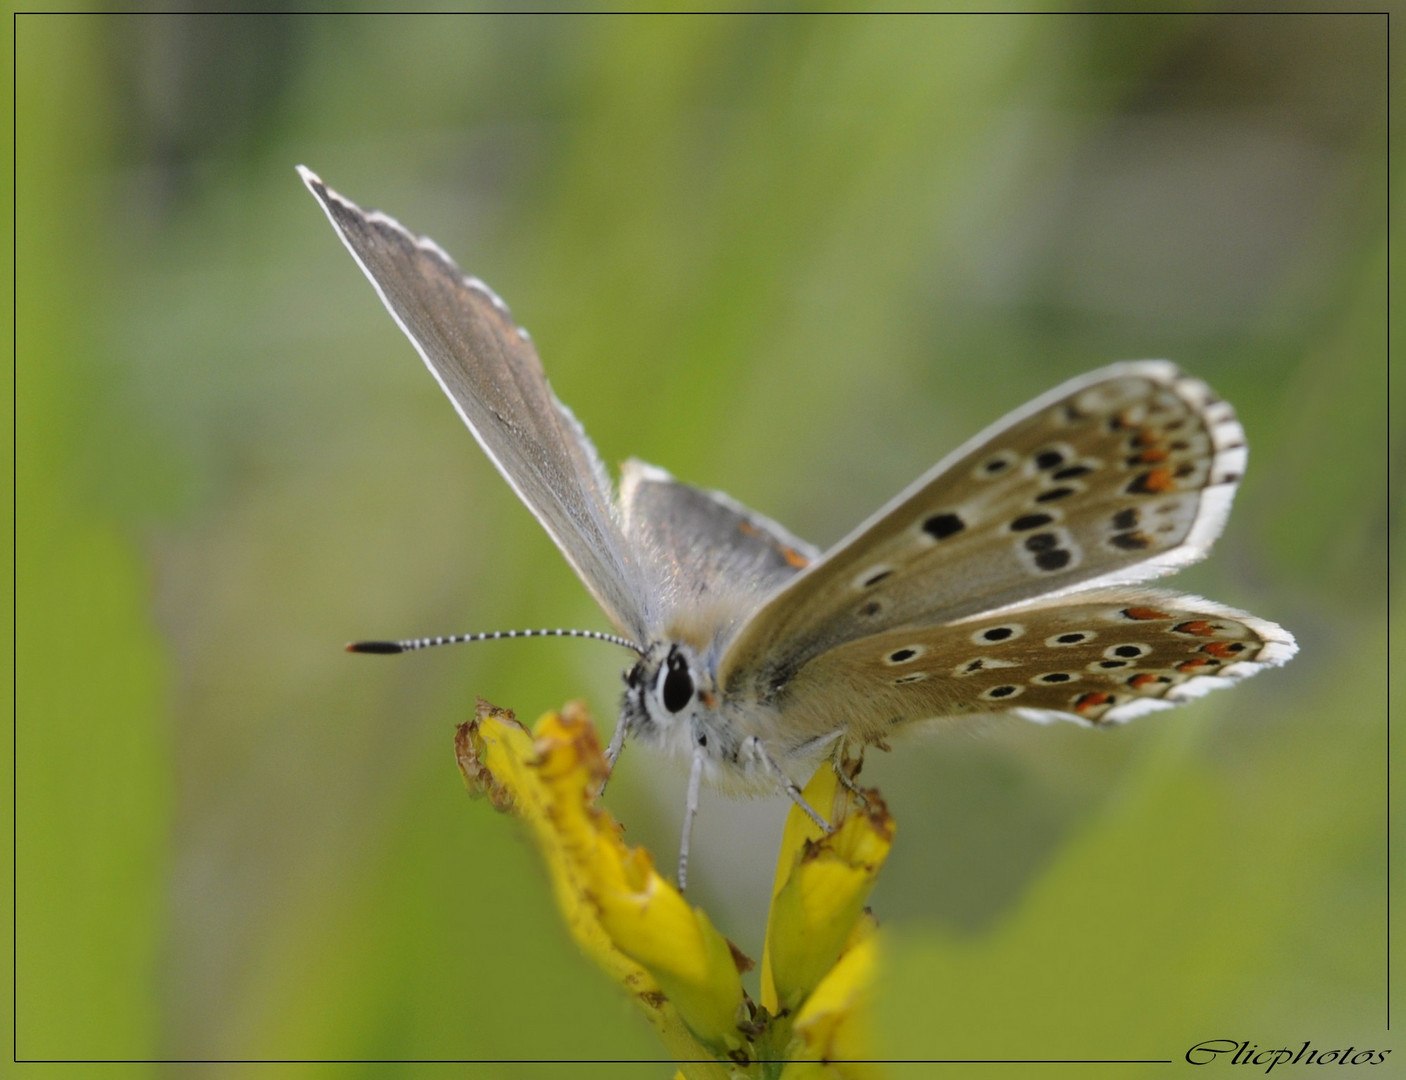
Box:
[762,761,895,1019]
[779,915,882,1080]
[454,700,748,1074]
[593,866,750,1054]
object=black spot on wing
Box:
[923,513,965,540]
[1011,513,1054,531]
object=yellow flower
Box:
[455,700,894,1076]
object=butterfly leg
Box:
[830,740,870,808]
[676,744,706,891]
[745,736,832,834]
[597,720,628,797]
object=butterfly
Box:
[300,167,1296,887]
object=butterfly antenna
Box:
[346,628,645,656]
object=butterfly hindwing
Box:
[719,363,1248,697]
[761,589,1296,754]
[619,460,818,641]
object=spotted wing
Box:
[764,590,1296,757]
[301,168,653,641]
[719,362,1247,695]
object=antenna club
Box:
[347,640,405,654]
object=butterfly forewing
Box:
[762,589,1296,752]
[300,169,653,641]
[719,362,1248,696]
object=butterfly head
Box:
[621,641,717,752]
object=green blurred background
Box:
[14,10,1392,1078]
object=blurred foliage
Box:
[14,10,1390,1078]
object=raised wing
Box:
[719,363,1248,696]
[301,168,652,641]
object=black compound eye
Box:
[662,651,694,713]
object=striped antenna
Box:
[346,627,644,656]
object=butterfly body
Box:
[620,638,851,798]
[300,167,1296,880]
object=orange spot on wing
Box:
[737,520,808,567]
[1074,691,1112,713]
[1177,658,1218,673]
[1139,467,1176,493]
[1173,620,1219,636]
[1200,641,1247,659]
[1128,673,1161,689]
[1123,606,1173,621]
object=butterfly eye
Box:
[661,649,694,713]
